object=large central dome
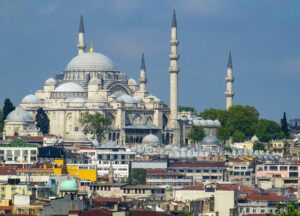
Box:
[66,52,117,71]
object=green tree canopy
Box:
[199,108,227,123]
[35,108,50,134]
[3,98,15,121]
[276,203,300,216]
[178,105,197,113]
[80,112,112,145]
[254,119,284,142]
[0,110,4,132]
[129,168,146,185]
[253,142,266,151]
[188,125,205,144]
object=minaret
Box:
[77,13,86,55]
[225,50,234,110]
[139,52,147,93]
[169,10,180,144]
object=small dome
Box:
[65,98,86,103]
[66,52,116,71]
[133,96,143,103]
[118,95,137,104]
[128,78,137,86]
[54,82,85,92]
[59,179,78,192]
[142,134,160,145]
[44,78,57,86]
[88,78,100,85]
[21,94,40,104]
[146,95,161,103]
[202,135,219,145]
[88,95,106,103]
[6,107,34,122]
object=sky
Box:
[0,0,299,121]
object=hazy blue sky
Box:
[0,0,299,121]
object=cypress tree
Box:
[3,98,15,120]
[35,108,50,134]
[281,112,289,138]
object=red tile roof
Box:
[130,209,171,216]
[0,166,19,175]
[78,209,112,216]
[178,185,204,190]
[245,193,293,202]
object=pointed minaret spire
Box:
[139,52,148,96]
[227,49,232,69]
[225,49,234,110]
[141,52,146,71]
[79,13,85,33]
[172,9,177,28]
[77,12,86,55]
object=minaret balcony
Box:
[170,40,179,45]
[169,54,180,60]
[225,77,234,82]
[225,91,234,96]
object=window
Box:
[290,166,298,171]
[280,166,288,171]
[30,150,36,155]
[269,166,278,171]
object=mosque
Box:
[4,11,235,147]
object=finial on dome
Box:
[89,41,94,53]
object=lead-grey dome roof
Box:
[202,135,219,145]
[142,134,160,145]
[66,52,117,71]
[21,94,40,104]
[54,82,85,92]
[44,78,57,86]
[6,107,34,122]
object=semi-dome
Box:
[44,78,57,86]
[88,78,100,85]
[202,135,219,145]
[21,94,40,104]
[6,107,34,122]
[59,179,78,192]
[142,134,160,145]
[66,52,117,71]
[132,96,143,103]
[54,82,85,92]
[128,78,137,86]
[118,94,137,104]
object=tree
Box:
[80,112,112,145]
[178,105,197,113]
[281,112,289,138]
[254,119,284,142]
[276,203,300,216]
[0,110,4,132]
[199,108,227,123]
[129,168,146,185]
[35,108,50,134]
[232,130,245,142]
[253,142,266,151]
[188,125,205,144]
[3,98,15,121]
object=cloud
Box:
[176,0,233,16]
[37,3,60,16]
